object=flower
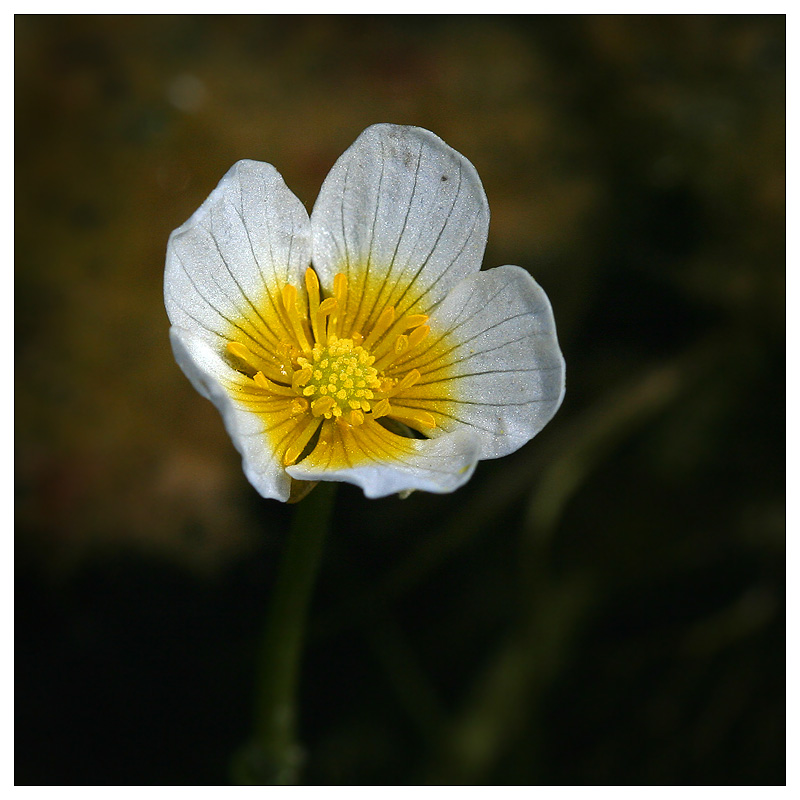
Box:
[164,124,565,501]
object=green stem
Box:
[233,482,336,785]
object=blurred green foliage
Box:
[16,16,784,785]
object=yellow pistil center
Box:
[226,268,441,467]
[296,336,382,420]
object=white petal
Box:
[164,159,311,347]
[310,124,489,332]
[286,425,481,499]
[403,265,565,459]
[170,327,292,502]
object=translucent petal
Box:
[170,327,293,501]
[396,265,565,459]
[286,419,481,498]
[164,159,311,357]
[310,124,489,336]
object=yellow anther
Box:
[227,341,253,363]
[311,396,336,418]
[387,405,437,430]
[331,272,348,335]
[389,369,422,395]
[226,341,264,375]
[403,314,429,330]
[292,367,313,391]
[333,272,348,300]
[375,336,413,371]
[281,283,311,352]
[290,398,309,416]
[252,371,296,396]
[305,267,320,296]
[407,324,430,351]
[274,342,297,379]
[372,398,391,419]
[349,409,365,426]
[316,297,337,346]
[363,305,396,350]
[281,283,297,312]
[305,268,321,342]
[372,313,430,362]
[319,297,337,315]
[283,417,323,466]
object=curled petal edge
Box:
[170,326,293,502]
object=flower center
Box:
[296,336,382,419]
[225,268,441,465]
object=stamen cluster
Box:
[296,337,381,420]
[226,267,438,466]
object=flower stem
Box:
[233,482,336,785]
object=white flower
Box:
[164,124,565,501]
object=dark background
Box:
[15,16,785,785]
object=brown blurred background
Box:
[16,16,784,785]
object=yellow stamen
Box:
[387,368,421,396]
[406,324,430,351]
[290,398,309,416]
[316,297,337,346]
[274,342,298,380]
[385,404,437,430]
[371,398,391,419]
[292,367,313,392]
[282,284,312,352]
[311,396,336,418]
[403,314,429,330]
[371,313,429,362]
[226,341,261,374]
[374,334,410,371]
[305,267,321,339]
[253,371,297,396]
[227,270,449,466]
[227,341,252,362]
[331,272,348,336]
[283,416,323,466]
[295,335,381,418]
[362,305,395,350]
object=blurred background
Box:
[15,15,784,785]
